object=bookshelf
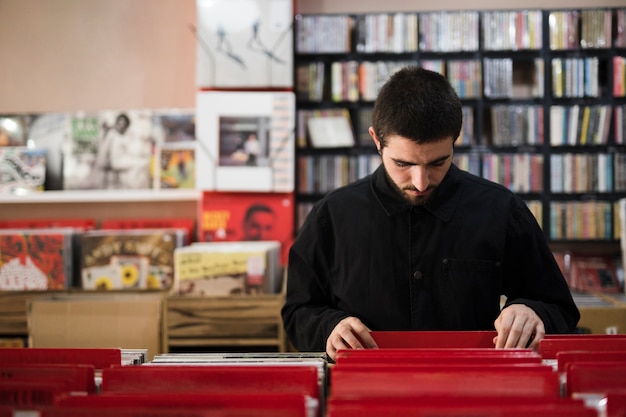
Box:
[293,8,626,246]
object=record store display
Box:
[80,229,187,291]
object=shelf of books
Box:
[293,7,626,244]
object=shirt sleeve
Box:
[280,204,350,352]
[501,197,580,333]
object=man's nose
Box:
[411,166,429,192]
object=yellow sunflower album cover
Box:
[80,229,187,291]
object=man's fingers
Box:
[326,316,379,360]
[494,314,514,348]
[494,304,546,350]
[340,332,366,350]
[326,334,349,361]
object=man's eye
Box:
[395,161,410,167]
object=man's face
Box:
[115,116,129,134]
[243,211,275,240]
[372,131,454,206]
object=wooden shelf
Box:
[0,189,201,204]
[165,294,287,352]
[0,290,288,354]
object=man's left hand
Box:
[493,304,545,350]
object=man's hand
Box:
[326,316,378,361]
[493,304,545,350]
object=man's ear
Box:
[369,127,381,154]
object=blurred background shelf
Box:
[0,189,201,204]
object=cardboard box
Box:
[28,292,164,361]
[578,306,626,334]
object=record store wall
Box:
[0,0,624,114]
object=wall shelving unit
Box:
[293,8,626,248]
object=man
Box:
[242,203,276,241]
[94,112,152,189]
[281,66,579,361]
[244,132,261,166]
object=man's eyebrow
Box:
[391,153,451,165]
[428,154,452,164]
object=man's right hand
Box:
[326,316,378,361]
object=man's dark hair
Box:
[116,113,131,127]
[371,66,463,148]
[244,203,275,222]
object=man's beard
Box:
[383,166,434,206]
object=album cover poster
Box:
[80,229,186,291]
[61,111,100,190]
[63,109,154,190]
[569,253,621,293]
[195,91,295,192]
[198,191,294,265]
[152,109,196,189]
[174,241,281,296]
[195,0,294,88]
[152,109,196,144]
[25,112,70,191]
[0,228,74,291]
[159,142,196,189]
[0,146,47,194]
[0,115,29,146]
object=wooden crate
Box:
[0,291,46,335]
[165,294,287,352]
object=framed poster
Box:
[196,0,294,88]
[195,90,295,192]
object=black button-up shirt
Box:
[282,164,580,352]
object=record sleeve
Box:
[615,198,626,282]
[198,191,294,265]
[63,110,154,190]
[569,253,621,293]
[0,115,29,146]
[62,111,101,190]
[0,218,96,231]
[100,219,194,244]
[0,146,47,194]
[152,109,196,144]
[152,109,196,189]
[159,142,196,189]
[25,112,70,191]
[195,0,293,88]
[195,91,295,192]
[80,229,187,291]
[174,241,281,296]
[0,228,74,290]
[307,112,355,148]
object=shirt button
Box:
[413,271,423,280]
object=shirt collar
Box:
[371,163,462,222]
